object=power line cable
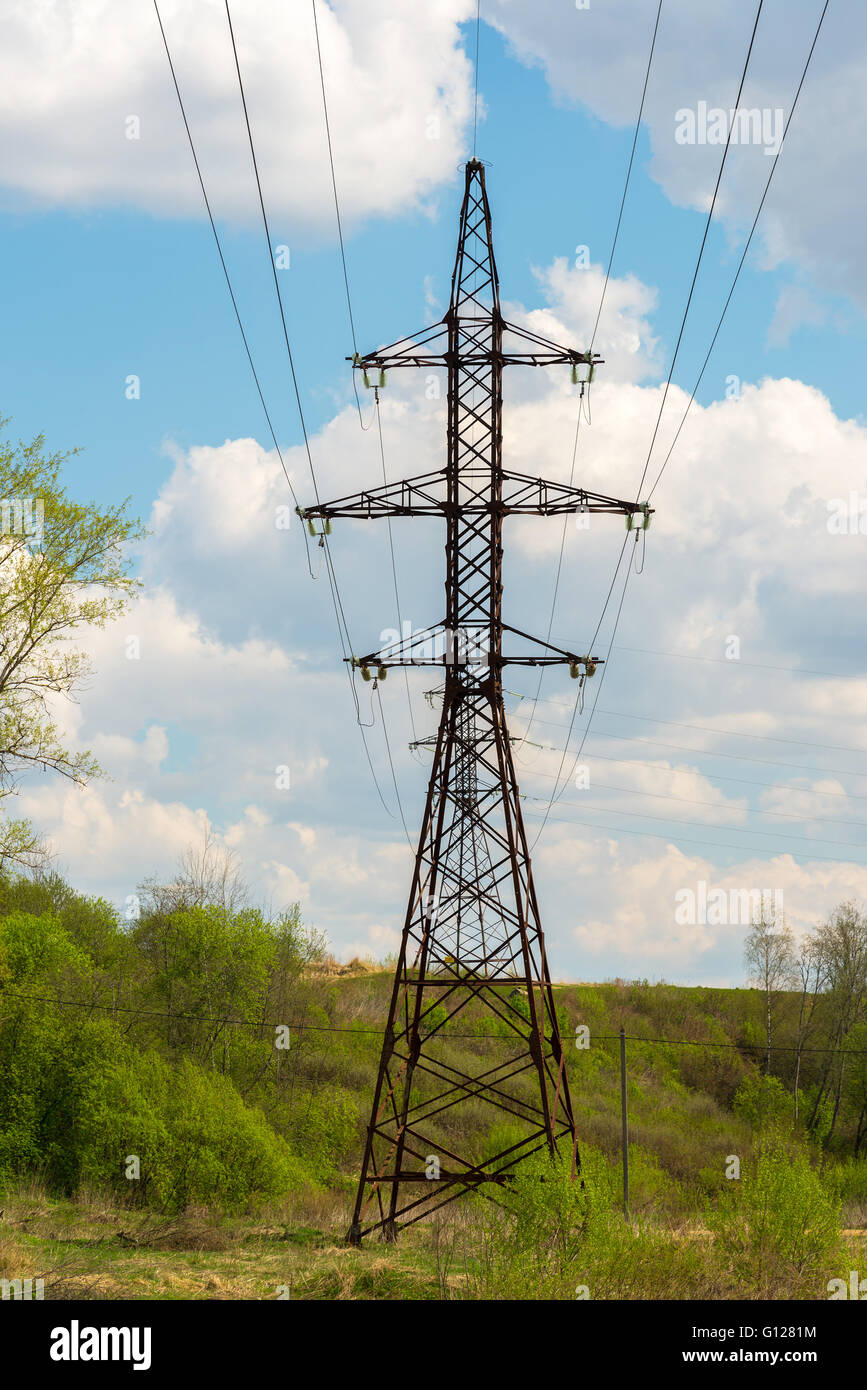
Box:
[152,0,315,577]
[526,791,867,853]
[224,0,322,508]
[634,0,766,501]
[511,694,867,758]
[539,745,867,811]
[530,529,636,846]
[515,709,867,782]
[647,0,831,502]
[516,0,663,753]
[589,0,663,353]
[614,643,864,681]
[513,758,867,832]
[523,799,867,867]
[158,0,394,815]
[375,393,418,742]
[309,0,418,812]
[223,1,415,830]
[310,0,375,432]
[5,989,866,1055]
[377,685,413,848]
[526,745,867,806]
[533,0,780,844]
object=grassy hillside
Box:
[1,871,866,1299]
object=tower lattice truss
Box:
[300,161,651,1242]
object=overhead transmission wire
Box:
[523,799,867,867]
[310,0,419,793]
[375,394,419,742]
[517,745,867,807]
[515,0,663,757]
[511,710,867,803]
[609,641,865,682]
[4,987,867,1054]
[531,0,776,846]
[634,0,766,502]
[521,789,867,854]
[646,0,831,503]
[509,688,867,758]
[376,684,414,848]
[156,0,395,817]
[225,0,377,726]
[152,0,314,579]
[511,763,867,834]
[223,0,405,822]
[528,543,633,849]
[310,0,374,432]
[515,710,867,783]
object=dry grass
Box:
[1,1176,864,1302]
[305,955,382,980]
[0,1185,441,1301]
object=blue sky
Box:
[2,9,863,512]
[2,0,866,985]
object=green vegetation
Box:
[0,860,866,1299]
[0,424,144,869]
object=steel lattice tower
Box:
[300,161,650,1243]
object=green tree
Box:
[808,902,867,1143]
[0,426,144,864]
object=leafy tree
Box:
[0,425,144,865]
[808,902,867,1142]
[843,1020,867,1157]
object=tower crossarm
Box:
[346,623,603,676]
[299,470,651,522]
[344,318,604,374]
[499,471,650,519]
[297,471,447,521]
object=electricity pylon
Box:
[300,160,651,1244]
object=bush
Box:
[79,1051,312,1212]
[275,1084,357,1183]
[708,1135,841,1291]
[732,1072,793,1131]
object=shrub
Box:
[708,1135,841,1291]
[732,1072,793,1131]
[79,1051,311,1212]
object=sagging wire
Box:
[511,1,662,756]
[375,388,419,742]
[310,0,374,433]
[530,0,769,848]
[152,0,316,579]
